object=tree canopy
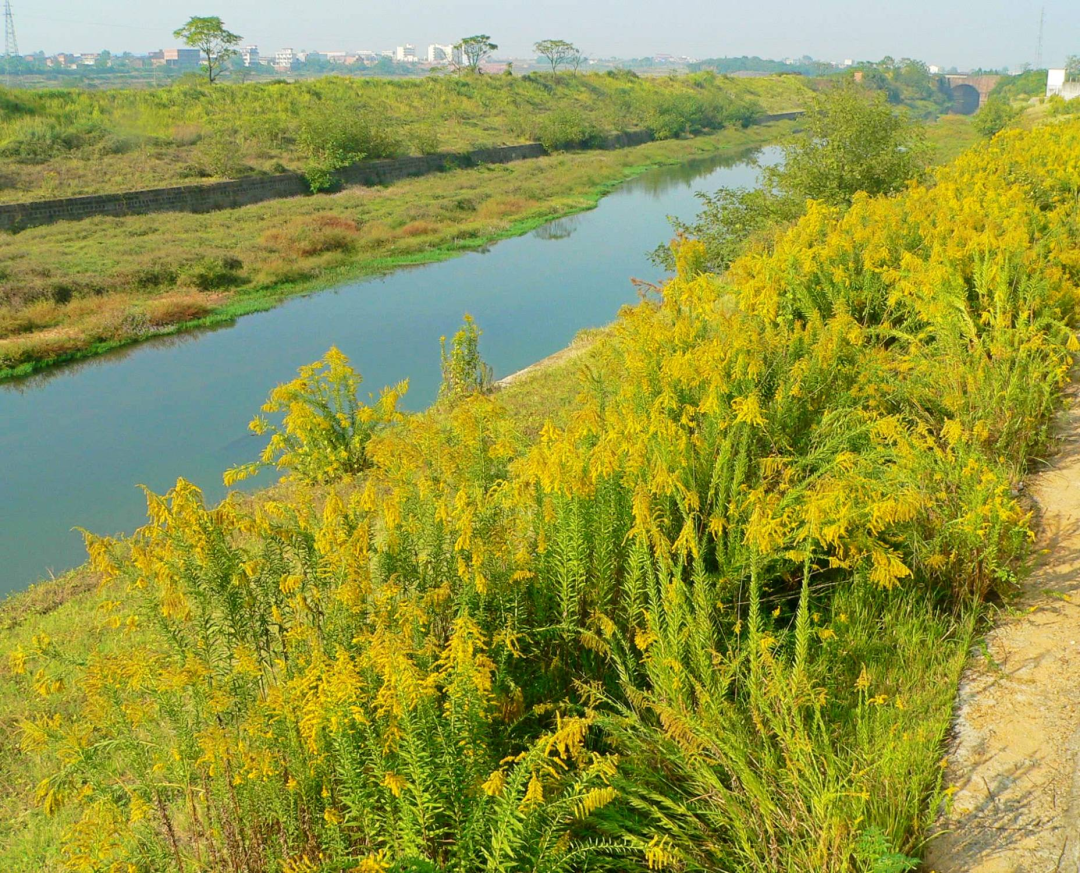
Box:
[173,16,242,84]
[534,39,579,75]
[454,35,498,73]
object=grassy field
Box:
[0,72,810,202]
[0,120,795,380]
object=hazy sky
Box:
[12,0,1078,70]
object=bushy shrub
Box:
[972,97,1021,137]
[298,108,401,192]
[536,108,602,151]
[261,214,360,257]
[178,254,244,291]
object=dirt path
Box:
[925,392,1080,872]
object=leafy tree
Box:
[454,35,498,73]
[657,82,929,273]
[1067,55,1080,82]
[782,83,929,206]
[173,16,242,84]
[534,39,578,75]
[972,96,1021,137]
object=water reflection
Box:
[533,215,581,241]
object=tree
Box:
[779,81,929,207]
[534,39,578,75]
[1067,55,1080,82]
[173,16,242,84]
[972,96,1020,138]
[454,35,497,73]
[570,52,586,74]
[655,82,929,274]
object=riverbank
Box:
[0,122,795,382]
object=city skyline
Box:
[7,0,1078,71]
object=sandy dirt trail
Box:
[925,391,1080,872]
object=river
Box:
[0,145,779,593]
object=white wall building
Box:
[394,44,417,62]
[1047,69,1080,101]
[427,43,456,64]
[240,46,260,67]
[274,48,298,69]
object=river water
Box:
[0,145,779,593]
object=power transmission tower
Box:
[3,0,17,85]
[1035,6,1045,70]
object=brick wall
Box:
[0,113,801,232]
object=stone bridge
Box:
[945,74,1002,114]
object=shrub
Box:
[438,314,493,401]
[262,214,360,257]
[178,254,245,291]
[536,108,602,151]
[298,108,401,192]
[225,346,407,485]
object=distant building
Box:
[356,50,378,63]
[1047,68,1080,101]
[427,43,456,64]
[79,53,100,66]
[274,48,298,70]
[325,51,350,64]
[928,64,941,74]
[163,48,200,68]
[395,44,417,62]
[240,45,260,67]
[841,59,854,68]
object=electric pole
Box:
[1036,6,1045,70]
[3,0,17,86]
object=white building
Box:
[274,48,298,69]
[394,44,417,62]
[240,45,260,67]
[356,50,378,63]
[1047,69,1080,100]
[427,43,456,64]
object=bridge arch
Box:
[944,74,1002,114]
[951,83,981,115]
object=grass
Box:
[0,120,795,381]
[0,72,807,202]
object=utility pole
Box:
[2,0,17,86]
[1036,6,1045,70]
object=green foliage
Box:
[657,83,928,274]
[455,35,498,73]
[972,97,1021,138]
[781,82,929,205]
[297,109,400,192]
[439,314,494,402]
[172,15,243,84]
[534,40,579,75]
[536,109,602,151]
[989,69,1048,102]
[177,254,244,290]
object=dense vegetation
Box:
[657,84,929,273]
[5,116,1078,872]
[0,72,804,201]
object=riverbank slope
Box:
[0,122,794,381]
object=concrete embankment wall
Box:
[0,113,800,232]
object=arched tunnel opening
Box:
[951,83,981,115]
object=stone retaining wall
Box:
[0,113,800,232]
